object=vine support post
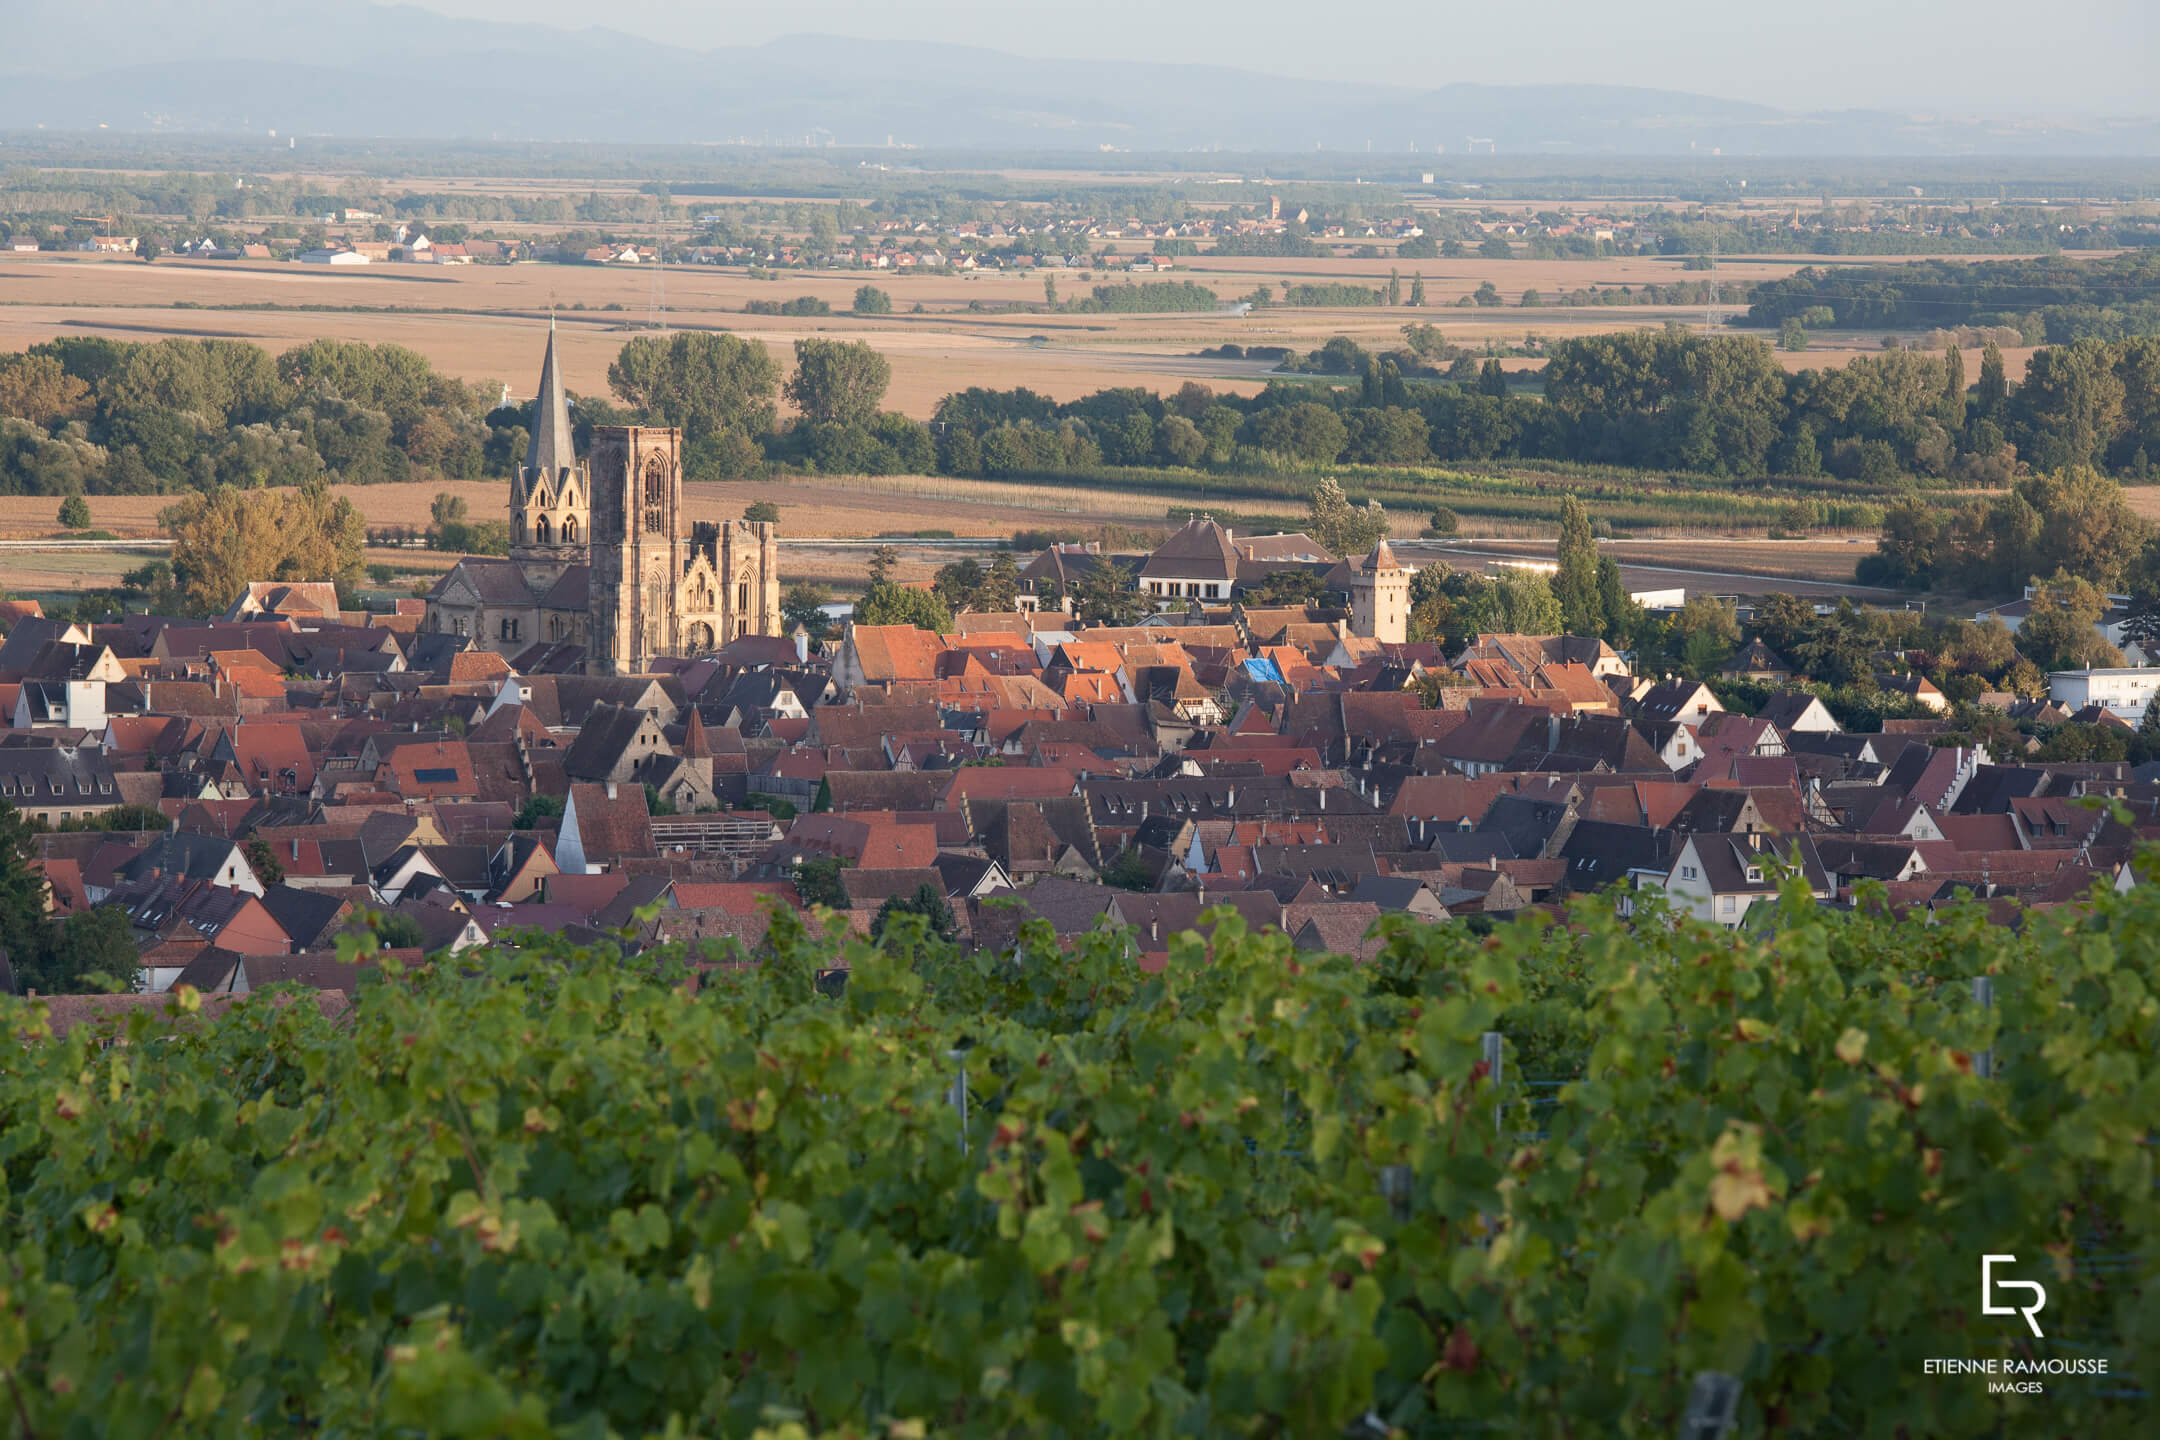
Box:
[1680,1371,1740,1438]
[1379,1164,1413,1224]
[1482,1030,1504,1135]
[946,1048,969,1155]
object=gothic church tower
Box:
[509,318,589,587]
[586,425,684,675]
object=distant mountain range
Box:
[5,1,2156,156]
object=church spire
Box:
[526,316,574,478]
[681,703,712,760]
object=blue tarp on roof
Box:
[1242,657,1286,686]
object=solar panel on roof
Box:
[413,767,460,784]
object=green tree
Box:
[56,493,91,530]
[852,285,893,316]
[1670,595,1741,678]
[871,881,956,943]
[744,500,781,525]
[854,583,953,633]
[1552,494,1602,638]
[607,332,779,443]
[1156,415,1206,466]
[243,837,285,887]
[513,793,565,830]
[1778,318,1809,352]
[1069,558,1147,627]
[1243,403,1347,464]
[867,544,901,587]
[1478,359,1509,397]
[368,909,428,950]
[0,800,50,986]
[1101,847,1155,892]
[981,551,1020,612]
[1305,478,1390,559]
[1975,340,2009,418]
[21,907,140,995]
[1409,273,1427,307]
[2017,465,2151,592]
[2011,338,2126,471]
[1595,556,1639,648]
[782,582,834,637]
[160,476,366,616]
[785,340,892,428]
[2015,570,2125,671]
[1425,505,1460,537]
[0,354,92,427]
[1856,499,1942,590]
[792,856,849,910]
[1244,567,1325,608]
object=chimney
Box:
[1226,785,1236,807]
[1320,788,1327,810]
[605,781,618,800]
[1149,917,1159,942]
[1140,800,1148,820]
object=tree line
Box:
[8,322,2152,514]
[0,336,513,499]
[1746,251,2160,344]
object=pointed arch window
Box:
[642,456,666,534]
[535,515,551,545]
[562,515,578,544]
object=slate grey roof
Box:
[526,318,577,479]
[258,884,351,952]
[563,702,659,782]
[541,567,591,609]
[1558,820,1671,894]
[120,831,244,886]
[0,744,119,806]
[433,557,545,606]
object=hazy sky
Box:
[406,0,2156,114]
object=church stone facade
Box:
[426,324,781,674]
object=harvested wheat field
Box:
[0,248,1991,420]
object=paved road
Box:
[1396,539,1901,602]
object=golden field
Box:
[0,247,2010,420]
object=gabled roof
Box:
[1141,516,1239,580]
[563,702,662,781]
[563,782,655,866]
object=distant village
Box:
[8,479,2159,1018]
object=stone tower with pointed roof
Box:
[427,327,780,669]
[509,319,589,585]
[1349,537,1410,644]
